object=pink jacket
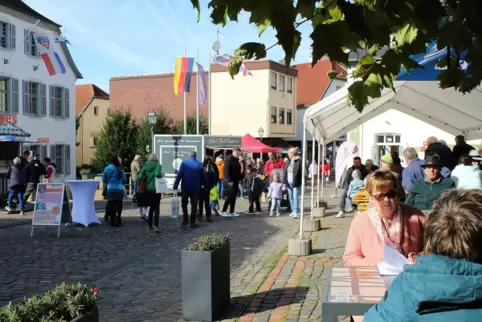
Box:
[343,204,426,266]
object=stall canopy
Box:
[242,134,281,153]
[305,45,482,142]
[0,123,31,138]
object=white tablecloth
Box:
[67,180,101,227]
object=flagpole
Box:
[196,50,200,135]
[6,19,40,63]
[184,46,187,135]
[208,52,212,135]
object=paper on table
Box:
[377,244,411,276]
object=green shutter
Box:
[63,88,69,119]
[9,24,15,50]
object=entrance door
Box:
[377,145,400,162]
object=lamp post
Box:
[148,111,157,156]
[258,127,265,160]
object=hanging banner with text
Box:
[31,183,65,226]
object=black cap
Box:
[422,155,443,168]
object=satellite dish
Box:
[212,40,221,53]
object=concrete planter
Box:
[71,305,99,322]
[182,242,230,321]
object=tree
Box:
[175,115,209,135]
[190,0,481,112]
[94,110,138,168]
[136,110,177,157]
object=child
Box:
[209,186,221,216]
[246,167,264,214]
[347,169,365,213]
[268,173,284,217]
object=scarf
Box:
[368,206,403,253]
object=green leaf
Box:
[190,0,201,22]
[347,81,370,113]
[238,42,267,60]
[228,60,241,79]
[295,0,317,19]
[257,19,270,36]
[393,22,418,48]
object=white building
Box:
[0,0,81,180]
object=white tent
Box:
[305,80,482,143]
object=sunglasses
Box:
[371,190,398,201]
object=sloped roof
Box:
[2,0,83,79]
[76,84,109,116]
[0,123,30,137]
[293,60,347,107]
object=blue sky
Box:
[24,0,313,92]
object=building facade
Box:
[76,84,109,166]
[0,0,81,179]
[109,72,208,122]
[210,60,297,138]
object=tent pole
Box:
[300,120,308,239]
[321,142,326,201]
[310,137,315,212]
[317,140,321,205]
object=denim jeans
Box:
[237,180,244,198]
[8,187,24,211]
[217,180,224,199]
[287,185,300,214]
[270,198,281,213]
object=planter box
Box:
[182,242,230,321]
[71,305,99,322]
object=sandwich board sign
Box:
[31,183,66,238]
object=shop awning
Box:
[242,134,281,153]
[0,123,31,138]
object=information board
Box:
[31,183,65,226]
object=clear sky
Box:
[24,0,313,92]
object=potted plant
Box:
[182,233,230,322]
[0,281,100,322]
[80,166,91,180]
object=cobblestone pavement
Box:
[0,194,311,322]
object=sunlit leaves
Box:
[393,23,419,48]
[238,42,267,60]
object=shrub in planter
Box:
[182,234,230,322]
[0,281,99,322]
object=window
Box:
[278,107,285,124]
[23,145,47,161]
[279,75,285,91]
[24,30,37,56]
[395,135,401,143]
[50,144,71,175]
[0,77,19,114]
[270,106,277,124]
[287,77,293,93]
[90,136,97,147]
[0,22,15,50]
[22,81,46,116]
[287,109,292,125]
[270,72,277,89]
[49,86,70,118]
[93,106,98,116]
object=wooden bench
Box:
[351,187,370,214]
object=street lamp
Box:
[258,127,265,160]
[148,111,157,156]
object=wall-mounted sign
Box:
[0,136,24,142]
[37,138,49,143]
[204,136,242,148]
[0,114,18,125]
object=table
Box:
[322,266,393,321]
[67,180,101,227]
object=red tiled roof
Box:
[293,60,347,106]
[75,84,109,116]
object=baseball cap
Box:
[380,154,393,164]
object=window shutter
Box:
[65,145,71,175]
[49,85,54,116]
[22,80,29,114]
[63,88,70,119]
[39,83,47,116]
[24,29,30,55]
[50,145,56,161]
[41,145,47,161]
[9,24,15,50]
[12,78,19,114]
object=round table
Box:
[67,180,101,227]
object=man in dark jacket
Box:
[406,155,455,210]
[425,136,455,170]
[198,156,219,221]
[6,157,26,214]
[222,148,242,216]
[452,135,475,165]
[24,153,46,204]
[337,156,368,218]
[284,147,303,218]
[173,151,207,228]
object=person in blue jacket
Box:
[103,156,127,226]
[364,188,482,322]
[173,151,207,228]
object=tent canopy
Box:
[305,46,482,143]
[242,134,281,153]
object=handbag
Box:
[171,194,179,218]
[155,177,168,194]
[138,176,147,194]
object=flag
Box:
[196,62,207,105]
[213,54,252,76]
[35,36,66,76]
[174,56,195,96]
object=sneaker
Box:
[347,208,354,213]
[276,212,280,217]
[220,212,230,217]
[293,214,299,219]
[147,226,154,232]
[269,212,273,217]
[206,217,213,222]
[229,212,240,217]
[336,211,345,218]
[289,212,296,217]
[154,226,161,233]
[20,211,25,216]
[5,206,11,212]
[181,221,190,228]
[190,223,198,228]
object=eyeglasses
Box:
[371,190,398,201]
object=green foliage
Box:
[93,110,138,168]
[0,282,99,322]
[187,233,229,251]
[174,115,209,135]
[136,110,177,157]
[191,0,482,111]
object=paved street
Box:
[0,185,353,321]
